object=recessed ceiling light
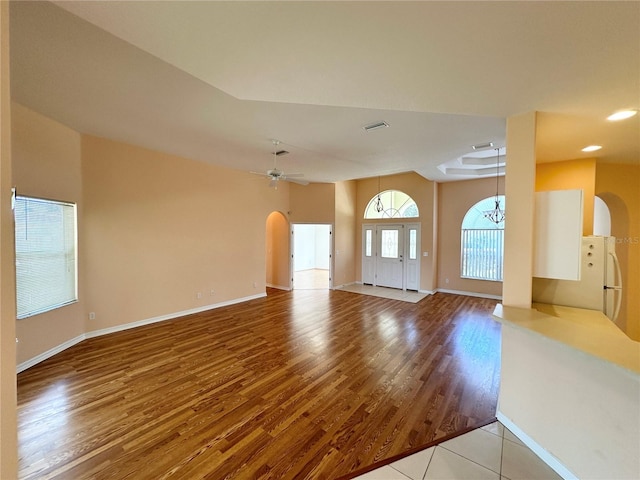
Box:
[582,145,602,152]
[607,110,638,121]
[363,121,389,132]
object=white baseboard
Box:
[436,288,502,301]
[418,289,435,295]
[17,334,86,373]
[497,412,577,480]
[18,293,267,373]
[266,283,291,291]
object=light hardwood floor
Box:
[17,289,501,479]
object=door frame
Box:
[291,223,333,290]
[362,222,421,291]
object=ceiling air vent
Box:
[471,142,494,150]
[275,150,289,156]
[363,121,389,132]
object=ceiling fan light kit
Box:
[250,140,308,189]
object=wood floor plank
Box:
[17,289,501,479]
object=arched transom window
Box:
[364,190,419,219]
[461,195,505,281]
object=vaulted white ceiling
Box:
[10,1,639,183]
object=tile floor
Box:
[293,268,331,289]
[353,421,562,480]
[336,283,430,303]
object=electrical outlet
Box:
[196,292,202,299]
[253,282,257,288]
[89,312,96,320]
[210,289,215,296]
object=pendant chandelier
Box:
[483,148,505,224]
[374,176,384,212]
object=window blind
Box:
[14,196,77,319]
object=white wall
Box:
[293,224,330,271]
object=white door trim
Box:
[362,222,420,291]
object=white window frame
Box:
[364,190,419,219]
[14,194,78,319]
[460,195,505,282]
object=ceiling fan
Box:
[251,140,309,189]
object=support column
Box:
[502,112,537,308]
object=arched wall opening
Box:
[265,211,290,291]
[596,192,631,336]
[593,195,612,237]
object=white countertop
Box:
[493,303,640,375]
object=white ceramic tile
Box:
[439,427,502,473]
[353,465,412,480]
[337,285,428,303]
[481,421,504,438]
[501,438,563,480]
[503,427,525,446]
[424,447,500,480]
[390,447,435,480]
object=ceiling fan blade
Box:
[250,171,271,178]
[283,173,304,178]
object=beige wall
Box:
[536,158,596,236]
[12,104,85,364]
[499,323,640,479]
[355,172,436,292]
[502,112,537,308]
[289,182,335,224]
[596,163,640,340]
[266,211,290,290]
[0,2,17,476]
[81,135,289,332]
[437,177,504,297]
[334,180,357,288]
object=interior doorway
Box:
[292,224,332,290]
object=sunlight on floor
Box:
[293,268,330,289]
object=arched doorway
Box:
[595,193,629,335]
[593,195,612,236]
[265,211,290,290]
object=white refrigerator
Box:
[532,236,623,322]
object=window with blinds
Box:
[460,195,505,282]
[14,195,77,319]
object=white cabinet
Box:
[533,189,583,280]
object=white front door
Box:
[361,223,421,291]
[376,225,404,289]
